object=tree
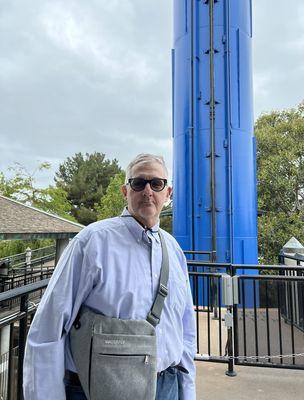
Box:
[0,163,75,259]
[96,172,126,220]
[255,103,304,263]
[160,203,172,234]
[33,186,76,222]
[0,162,75,222]
[0,162,50,201]
[55,152,122,225]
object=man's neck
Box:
[126,210,157,230]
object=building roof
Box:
[0,195,83,240]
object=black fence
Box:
[0,347,18,400]
[279,252,304,332]
[0,280,49,400]
[0,252,304,398]
[186,257,304,372]
[233,270,304,369]
[0,262,54,311]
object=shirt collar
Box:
[120,208,160,244]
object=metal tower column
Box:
[172,0,258,267]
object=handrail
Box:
[186,260,304,271]
[280,252,304,262]
[239,275,304,281]
[184,250,212,255]
[11,253,55,270]
[0,245,56,266]
[0,279,50,302]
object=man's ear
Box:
[165,186,172,205]
[121,184,128,199]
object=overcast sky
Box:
[1,0,303,187]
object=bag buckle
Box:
[159,284,168,297]
[147,311,160,326]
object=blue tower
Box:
[172,0,258,267]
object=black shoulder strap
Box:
[146,231,169,327]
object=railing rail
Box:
[186,258,304,373]
[0,246,56,268]
[0,267,54,312]
[0,253,304,399]
[234,273,304,370]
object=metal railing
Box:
[278,252,304,332]
[0,246,55,269]
[233,269,304,369]
[0,347,18,400]
[279,252,304,266]
[0,254,304,400]
[186,258,304,373]
[0,280,49,400]
[0,268,53,311]
[0,255,54,310]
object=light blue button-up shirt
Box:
[23,209,196,399]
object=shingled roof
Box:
[0,195,83,240]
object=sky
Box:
[0,0,303,187]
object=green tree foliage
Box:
[55,152,121,225]
[0,240,54,260]
[0,163,74,259]
[256,103,304,263]
[0,162,49,201]
[96,172,126,220]
[0,163,75,222]
[160,204,172,234]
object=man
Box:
[23,154,196,400]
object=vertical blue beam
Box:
[172,0,258,268]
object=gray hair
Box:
[125,154,168,183]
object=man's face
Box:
[121,161,172,228]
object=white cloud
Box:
[0,0,303,187]
[252,0,304,117]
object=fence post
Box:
[25,248,32,267]
[281,238,304,327]
[7,323,14,400]
[17,294,28,400]
[225,304,237,377]
[0,260,9,308]
[222,273,237,376]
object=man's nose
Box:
[142,182,153,195]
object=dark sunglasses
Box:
[128,178,167,192]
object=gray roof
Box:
[0,195,83,240]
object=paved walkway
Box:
[196,361,304,399]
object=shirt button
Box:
[137,239,140,243]
[154,274,158,278]
[159,328,162,334]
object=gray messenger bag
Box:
[70,231,169,400]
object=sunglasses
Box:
[128,178,167,192]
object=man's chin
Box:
[139,204,156,213]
